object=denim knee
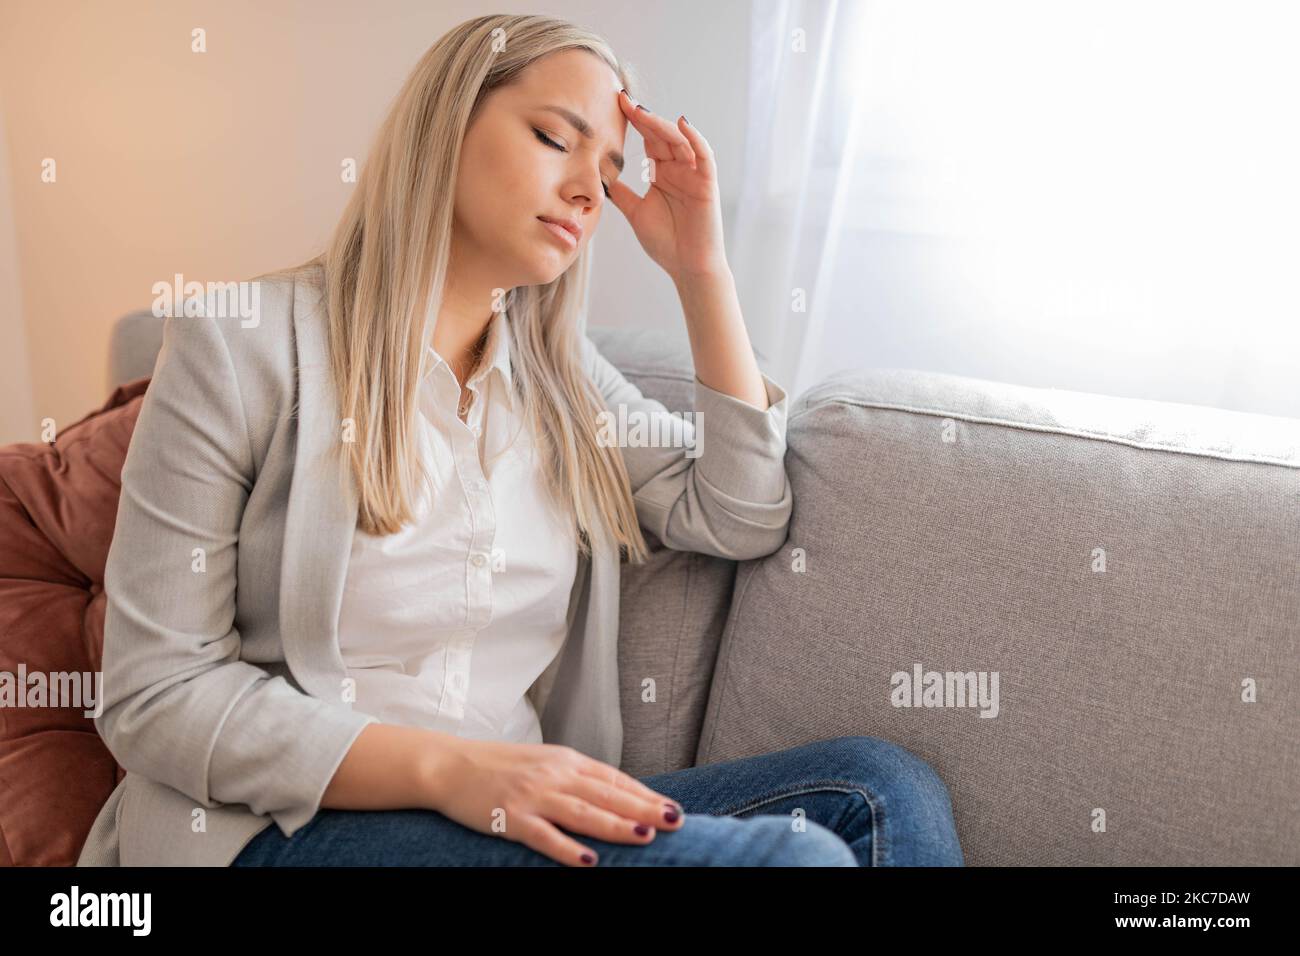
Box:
[743,817,858,867]
[812,734,963,865]
[812,735,955,806]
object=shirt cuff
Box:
[691,370,791,505]
[693,370,790,418]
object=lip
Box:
[537,215,582,248]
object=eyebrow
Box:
[535,104,625,175]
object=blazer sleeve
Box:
[582,334,794,561]
[95,312,378,839]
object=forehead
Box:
[501,49,627,150]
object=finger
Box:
[574,758,686,828]
[618,90,676,164]
[516,814,600,867]
[644,157,705,194]
[675,115,714,178]
[620,90,696,166]
[539,790,656,847]
[606,176,641,218]
[565,773,669,835]
[573,754,679,807]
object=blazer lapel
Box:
[535,521,624,767]
[279,276,360,705]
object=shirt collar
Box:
[424,307,515,406]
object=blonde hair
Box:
[270,14,649,564]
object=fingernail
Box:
[636,104,649,112]
[634,823,651,836]
[581,851,597,865]
[682,115,690,125]
[663,805,681,823]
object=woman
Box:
[78,13,963,867]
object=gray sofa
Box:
[109,311,1300,866]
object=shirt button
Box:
[471,424,482,437]
[470,552,488,567]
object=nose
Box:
[565,166,605,212]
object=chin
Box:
[521,254,572,287]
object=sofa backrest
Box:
[698,366,1300,865]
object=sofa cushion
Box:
[697,368,1300,865]
[0,379,147,866]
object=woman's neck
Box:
[434,261,500,384]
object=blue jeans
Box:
[232,735,964,866]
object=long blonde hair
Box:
[271,14,649,564]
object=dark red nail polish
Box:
[663,806,680,823]
[581,852,596,864]
[682,115,690,125]
[636,104,648,112]
[634,823,650,836]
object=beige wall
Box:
[0,97,36,442]
[0,0,750,443]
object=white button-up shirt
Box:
[335,307,578,743]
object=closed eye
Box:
[533,127,611,200]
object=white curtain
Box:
[732,0,871,397]
[732,0,1300,419]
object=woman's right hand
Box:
[427,737,686,866]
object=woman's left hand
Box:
[606,90,728,281]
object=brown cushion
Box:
[0,378,148,866]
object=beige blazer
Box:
[76,269,793,866]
